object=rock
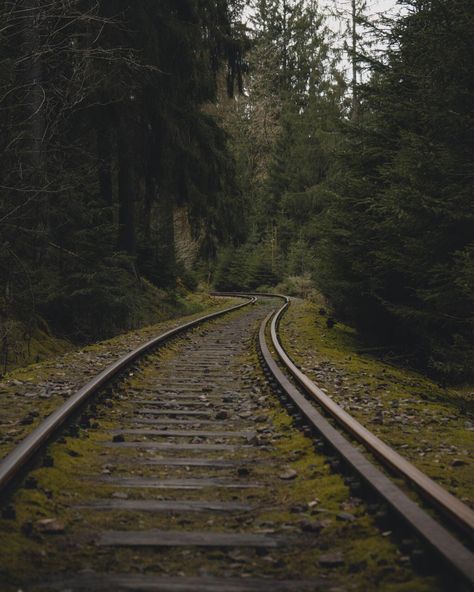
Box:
[337,512,356,522]
[215,410,228,420]
[299,519,324,532]
[237,467,250,477]
[318,552,345,567]
[290,503,308,513]
[20,416,34,426]
[112,434,125,443]
[348,560,368,573]
[112,491,128,499]
[289,449,305,459]
[279,468,298,480]
[35,518,65,534]
[255,415,267,423]
[451,458,468,467]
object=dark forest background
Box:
[1,0,473,382]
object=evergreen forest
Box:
[1,0,473,383]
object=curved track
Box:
[0,293,472,591]
[258,298,474,587]
[0,297,254,495]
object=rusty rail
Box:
[269,298,474,538]
[255,297,474,587]
[0,296,255,495]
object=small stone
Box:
[35,518,65,534]
[348,560,368,573]
[255,415,267,423]
[112,434,125,443]
[318,552,345,567]
[290,503,307,513]
[337,512,356,522]
[299,519,324,532]
[215,411,228,420]
[112,492,128,499]
[279,468,298,480]
[20,416,34,426]
[237,467,250,477]
[451,459,468,467]
[289,449,305,459]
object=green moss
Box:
[279,298,474,504]
[0,301,444,591]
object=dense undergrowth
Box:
[0,282,215,374]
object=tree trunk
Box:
[23,0,44,176]
[143,173,155,242]
[351,0,359,120]
[117,111,135,254]
[97,109,114,207]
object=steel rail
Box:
[269,298,474,540]
[0,296,255,495]
[258,309,474,587]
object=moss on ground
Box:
[0,294,241,461]
[0,301,447,591]
[279,297,473,506]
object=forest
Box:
[0,0,473,382]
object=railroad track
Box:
[0,294,472,591]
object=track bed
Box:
[0,299,465,590]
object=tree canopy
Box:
[1,0,473,381]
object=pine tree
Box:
[317,0,474,380]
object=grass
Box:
[278,296,473,505]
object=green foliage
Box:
[316,0,474,381]
[0,0,246,363]
[213,240,283,291]
[217,0,344,286]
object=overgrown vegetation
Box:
[1,1,473,381]
[0,1,246,368]
[213,0,474,382]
